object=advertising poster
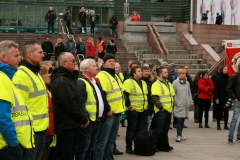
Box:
[225,40,240,76]
[197,0,239,25]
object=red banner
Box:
[225,40,240,76]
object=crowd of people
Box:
[1,38,240,160]
[41,35,117,62]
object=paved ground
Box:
[114,111,240,160]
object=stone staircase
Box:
[0,33,137,70]
[126,41,210,77]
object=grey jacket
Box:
[172,78,192,118]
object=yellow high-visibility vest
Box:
[116,73,124,83]
[151,80,175,113]
[0,72,35,149]
[78,78,97,121]
[96,71,125,114]
[123,79,148,112]
[13,66,49,132]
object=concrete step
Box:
[127,45,152,51]
[167,59,206,64]
[136,53,202,59]
[164,42,182,46]
[166,46,185,50]
[168,50,189,54]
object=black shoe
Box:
[121,120,126,127]
[228,139,233,145]
[205,123,210,128]
[195,120,199,123]
[125,148,135,154]
[199,123,203,128]
[183,125,187,128]
[217,125,221,130]
[113,149,124,155]
[169,126,172,129]
[168,146,173,151]
[224,126,229,130]
[173,124,176,128]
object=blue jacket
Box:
[0,62,19,147]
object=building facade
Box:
[0,0,190,29]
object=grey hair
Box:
[0,40,19,55]
[80,59,96,71]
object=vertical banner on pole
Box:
[225,40,240,76]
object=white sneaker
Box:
[181,135,186,140]
[176,136,181,142]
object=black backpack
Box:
[134,131,155,156]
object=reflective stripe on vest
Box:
[78,78,97,121]
[0,71,34,150]
[17,68,46,98]
[101,71,123,103]
[128,79,148,112]
[13,66,48,132]
[154,80,174,113]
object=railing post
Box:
[58,13,64,34]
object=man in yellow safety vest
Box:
[13,41,49,159]
[151,66,175,152]
[0,40,34,159]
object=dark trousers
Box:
[194,104,199,122]
[98,53,105,59]
[176,118,185,136]
[23,131,46,160]
[66,22,73,34]
[111,29,118,38]
[212,98,217,119]
[75,123,100,160]
[41,135,53,160]
[153,110,171,145]
[0,145,23,160]
[47,21,55,33]
[217,110,229,126]
[56,128,79,160]
[125,110,146,149]
[80,21,86,33]
[198,98,211,123]
[90,22,95,34]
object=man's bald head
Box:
[58,52,76,72]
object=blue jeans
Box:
[75,123,100,160]
[143,115,150,131]
[176,117,185,136]
[153,110,172,144]
[194,105,199,122]
[112,29,118,38]
[93,115,120,160]
[126,110,146,148]
[56,128,79,160]
[23,131,46,160]
[228,101,240,139]
[0,145,23,160]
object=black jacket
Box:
[106,44,117,55]
[142,76,154,115]
[214,73,229,109]
[109,16,118,29]
[45,10,57,22]
[78,12,87,23]
[215,15,223,25]
[77,72,110,126]
[50,67,88,133]
[54,43,65,61]
[226,71,240,100]
[64,12,72,22]
[41,41,53,54]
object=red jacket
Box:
[46,89,55,136]
[198,78,214,99]
[131,15,140,22]
[86,42,96,58]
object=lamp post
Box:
[124,0,129,20]
[189,0,193,35]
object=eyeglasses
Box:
[65,59,76,63]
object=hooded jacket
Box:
[77,72,110,125]
[50,67,88,133]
